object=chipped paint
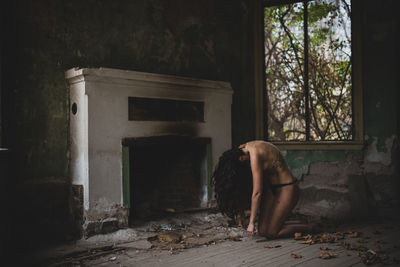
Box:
[364,135,396,166]
[314,199,347,209]
[290,136,399,220]
[83,197,129,237]
[283,150,362,180]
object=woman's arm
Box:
[247,151,263,234]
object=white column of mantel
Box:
[69,81,90,210]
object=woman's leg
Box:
[257,189,275,236]
[264,184,300,238]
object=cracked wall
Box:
[290,136,399,220]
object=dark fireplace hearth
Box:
[122,136,211,221]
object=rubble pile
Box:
[141,212,246,253]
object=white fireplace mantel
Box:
[66,67,233,220]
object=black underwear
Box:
[267,178,298,195]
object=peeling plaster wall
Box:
[289,138,398,221]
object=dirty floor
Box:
[32,211,400,267]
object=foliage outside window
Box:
[264,0,353,142]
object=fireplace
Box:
[65,68,232,234]
[123,135,211,221]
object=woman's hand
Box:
[247,222,255,235]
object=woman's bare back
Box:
[241,141,294,185]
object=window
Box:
[254,0,363,149]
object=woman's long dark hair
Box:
[212,148,252,220]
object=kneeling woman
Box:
[213,140,315,238]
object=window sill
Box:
[271,141,365,151]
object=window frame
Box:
[253,0,364,150]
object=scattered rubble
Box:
[38,212,400,266]
[81,228,138,244]
[125,211,247,252]
[156,232,182,243]
[40,211,248,266]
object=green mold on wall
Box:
[283,150,363,179]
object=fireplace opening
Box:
[123,136,211,221]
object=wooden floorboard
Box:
[76,218,400,267]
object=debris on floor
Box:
[291,252,303,259]
[293,224,400,265]
[143,211,247,252]
[35,212,400,267]
[318,251,336,259]
[264,244,281,248]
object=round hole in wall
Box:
[72,103,77,115]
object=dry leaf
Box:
[303,234,313,240]
[295,232,344,245]
[265,244,282,248]
[165,208,175,213]
[318,252,335,259]
[346,231,360,238]
[300,239,314,245]
[320,246,329,251]
[291,253,302,259]
[157,233,182,243]
[343,242,368,251]
[360,250,378,265]
[294,232,302,240]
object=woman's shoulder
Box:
[246,140,274,149]
[244,141,278,156]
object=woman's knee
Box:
[258,224,268,236]
[258,227,279,239]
